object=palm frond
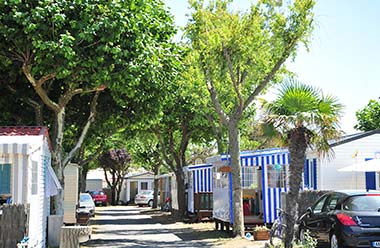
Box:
[261,77,344,156]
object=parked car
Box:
[135,190,154,207]
[77,193,95,217]
[297,190,380,248]
[88,190,108,206]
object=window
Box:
[214,171,229,189]
[141,182,148,190]
[305,159,316,189]
[267,164,287,188]
[344,195,380,211]
[0,164,11,194]
[313,195,328,214]
[325,194,340,211]
[242,166,258,188]
[32,161,38,195]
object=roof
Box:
[0,126,52,151]
[328,190,380,196]
[330,129,380,147]
[125,171,154,179]
[0,126,49,137]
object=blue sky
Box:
[163,0,380,134]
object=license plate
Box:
[96,201,102,204]
[372,241,380,247]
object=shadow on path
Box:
[82,206,219,247]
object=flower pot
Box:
[253,230,270,240]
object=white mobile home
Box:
[121,171,155,204]
[0,126,61,248]
[307,130,380,191]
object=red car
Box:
[88,191,108,206]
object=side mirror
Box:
[306,207,313,215]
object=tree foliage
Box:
[98,149,132,205]
[0,0,179,213]
[354,99,380,131]
[186,0,315,237]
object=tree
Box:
[153,53,216,218]
[98,149,132,205]
[0,0,178,214]
[128,134,163,209]
[355,99,380,131]
[186,0,315,237]
[261,79,343,247]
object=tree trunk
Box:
[228,121,244,237]
[53,109,66,215]
[79,166,89,193]
[110,186,116,205]
[153,177,159,209]
[116,177,123,204]
[284,129,308,248]
[175,169,186,219]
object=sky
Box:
[163,0,380,135]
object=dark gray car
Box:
[298,190,380,248]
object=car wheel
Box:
[148,200,153,207]
[103,202,107,206]
[138,204,142,207]
[330,233,339,248]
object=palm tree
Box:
[261,79,344,247]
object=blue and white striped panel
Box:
[193,167,213,193]
[264,187,287,223]
[241,152,290,167]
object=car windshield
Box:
[80,194,93,202]
[91,191,104,195]
[343,195,380,211]
[141,191,153,195]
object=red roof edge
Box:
[0,126,52,151]
[0,126,49,136]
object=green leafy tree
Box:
[261,79,343,247]
[0,0,177,214]
[154,54,216,218]
[128,134,163,208]
[98,149,132,205]
[186,0,315,237]
[355,99,380,131]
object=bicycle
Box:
[269,208,290,245]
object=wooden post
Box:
[60,226,91,248]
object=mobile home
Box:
[184,164,213,221]
[0,126,61,247]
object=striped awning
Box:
[221,148,290,167]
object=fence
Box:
[0,204,28,248]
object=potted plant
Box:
[253,225,270,240]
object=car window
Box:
[80,194,93,202]
[343,195,380,211]
[313,195,328,214]
[325,194,341,212]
